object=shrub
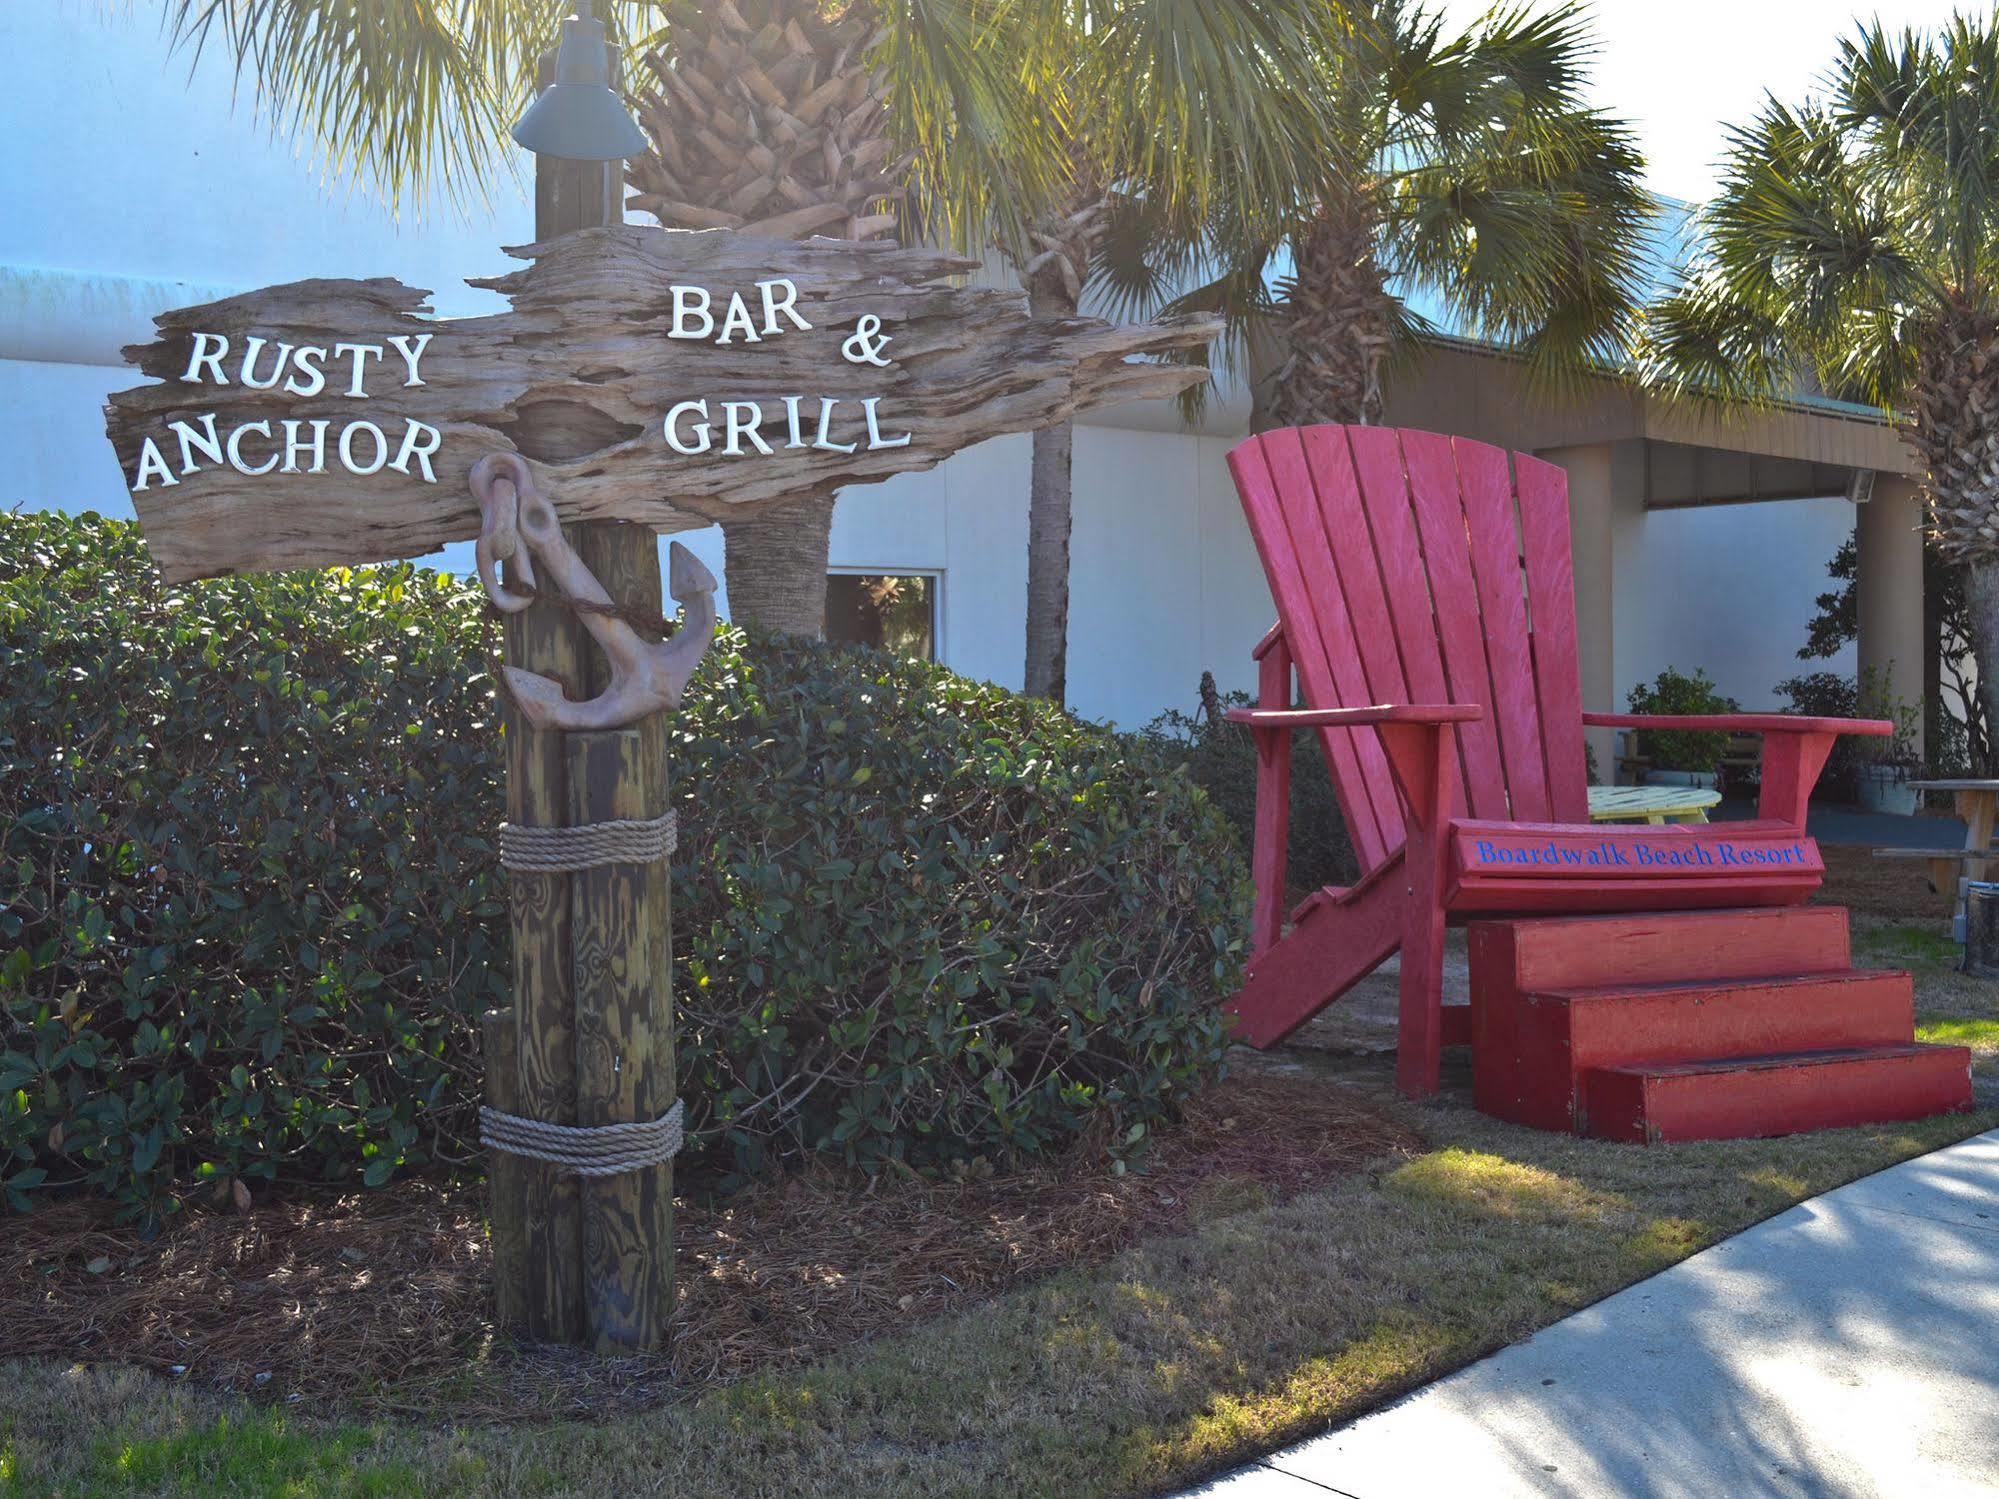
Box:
[1,512,1246,1219]
[1625,667,1738,774]
[1,513,507,1220]
[1774,667,1925,803]
[1142,675,1356,894]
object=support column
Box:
[1856,473,1928,762]
[1537,442,1632,783]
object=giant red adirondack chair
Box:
[1227,423,1895,1100]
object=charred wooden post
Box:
[497,547,588,1344]
[486,43,678,1350]
[480,1007,529,1332]
[565,730,675,1351]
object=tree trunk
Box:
[1024,281,1080,702]
[720,496,835,638]
[1269,196,1397,429]
[1967,559,1999,755]
[1014,180,1108,704]
[1905,301,1999,767]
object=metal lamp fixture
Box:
[511,4,648,162]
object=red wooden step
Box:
[1480,969,1915,1133]
[1469,905,1854,998]
[1470,906,1858,1129]
[1584,1043,1973,1144]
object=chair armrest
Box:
[1227,704,1483,730]
[1582,712,1892,738]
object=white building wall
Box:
[1612,497,1857,713]
[0,0,1849,740]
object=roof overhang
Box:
[1381,335,1915,481]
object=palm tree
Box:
[922,2,1345,701]
[624,0,1062,638]
[152,1,658,209]
[1007,4,1346,702]
[1642,16,1999,746]
[1112,1,1651,433]
[627,0,1343,664]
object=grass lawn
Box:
[6,1107,1991,1496]
[4,849,1994,1498]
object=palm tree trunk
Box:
[1967,560,1999,759]
[1018,181,1108,704]
[1909,302,1999,767]
[1024,280,1079,702]
[1269,195,1397,428]
[720,496,835,638]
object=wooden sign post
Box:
[104,164,1214,1353]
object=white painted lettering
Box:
[133,437,178,489]
[862,397,911,449]
[813,397,857,454]
[664,399,713,454]
[283,345,327,397]
[331,342,384,398]
[227,420,278,475]
[386,333,433,387]
[716,291,762,345]
[781,395,807,448]
[169,413,225,474]
[389,420,442,482]
[338,420,389,475]
[281,418,330,474]
[239,337,294,390]
[669,286,714,341]
[721,400,773,455]
[183,332,230,385]
[758,277,811,335]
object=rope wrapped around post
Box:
[498,808,678,873]
[490,807,683,1172]
[481,1099,684,1178]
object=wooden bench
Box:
[1871,846,1995,898]
[1615,729,1760,788]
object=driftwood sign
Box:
[105,225,1215,582]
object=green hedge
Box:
[1143,684,1356,894]
[0,511,1246,1219]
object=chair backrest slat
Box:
[1455,435,1554,822]
[1341,427,1452,717]
[1516,452,1590,823]
[1233,429,1396,867]
[1399,429,1512,820]
[1229,424,1590,874]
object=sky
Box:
[1435,0,1976,204]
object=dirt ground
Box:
[5,1070,1421,1420]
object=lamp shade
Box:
[511,8,648,162]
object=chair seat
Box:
[1446,819,1823,914]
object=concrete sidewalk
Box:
[1183,1129,1999,1499]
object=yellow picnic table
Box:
[1587,784,1722,824]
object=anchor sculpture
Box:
[471,451,717,730]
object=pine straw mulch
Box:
[1815,840,1960,922]
[4,1071,1422,1422]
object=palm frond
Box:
[1081,0,1341,239]
[154,0,667,213]
[877,0,1069,254]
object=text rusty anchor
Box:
[471,451,717,730]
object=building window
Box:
[826,572,938,660]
